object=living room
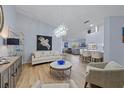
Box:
[1,4,124,89]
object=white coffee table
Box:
[50,60,72,79]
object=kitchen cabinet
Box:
[0,56,22,88]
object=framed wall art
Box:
[37,35,52,50]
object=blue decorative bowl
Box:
[57,60,65,65]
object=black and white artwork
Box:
[37,35,52,50]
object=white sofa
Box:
[31,79,78,88]
[32,51,62,65]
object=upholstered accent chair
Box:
[31,79,78,88]
[85,61,124,88]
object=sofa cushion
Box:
[50,51,54,56]
[104,61,124,69]
[35,53,41,58]
[44,51,51,56]
[33,51,61,57]
[54,51,59,56]
[34,51,43,58]
[33,57,52,61]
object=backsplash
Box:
[0,46,8,57]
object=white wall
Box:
[0,5,16,57]
[104,16,124,65]
[16,12,62,63]
[104,17,110,62]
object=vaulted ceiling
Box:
[15,5,124,40]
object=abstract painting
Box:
[37,35,52,50]
[122,27,124,43]
[64,42,68,48]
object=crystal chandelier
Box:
[54,23,68,38]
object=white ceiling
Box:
[15,5,124,40]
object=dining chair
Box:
[91,51,103,62]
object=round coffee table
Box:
[50,60,72,79]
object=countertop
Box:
[0,56,21,73]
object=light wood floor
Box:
[16,55,88,88]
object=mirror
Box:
[0,5,4,33]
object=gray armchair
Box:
[85,61,124,88]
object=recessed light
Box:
[90,24,93,27]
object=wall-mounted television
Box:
[4,38,19,45]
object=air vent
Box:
[84,20,89,24]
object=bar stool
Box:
[82,51,91,62]
[79,49,83,61]
[91,51,103,62]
